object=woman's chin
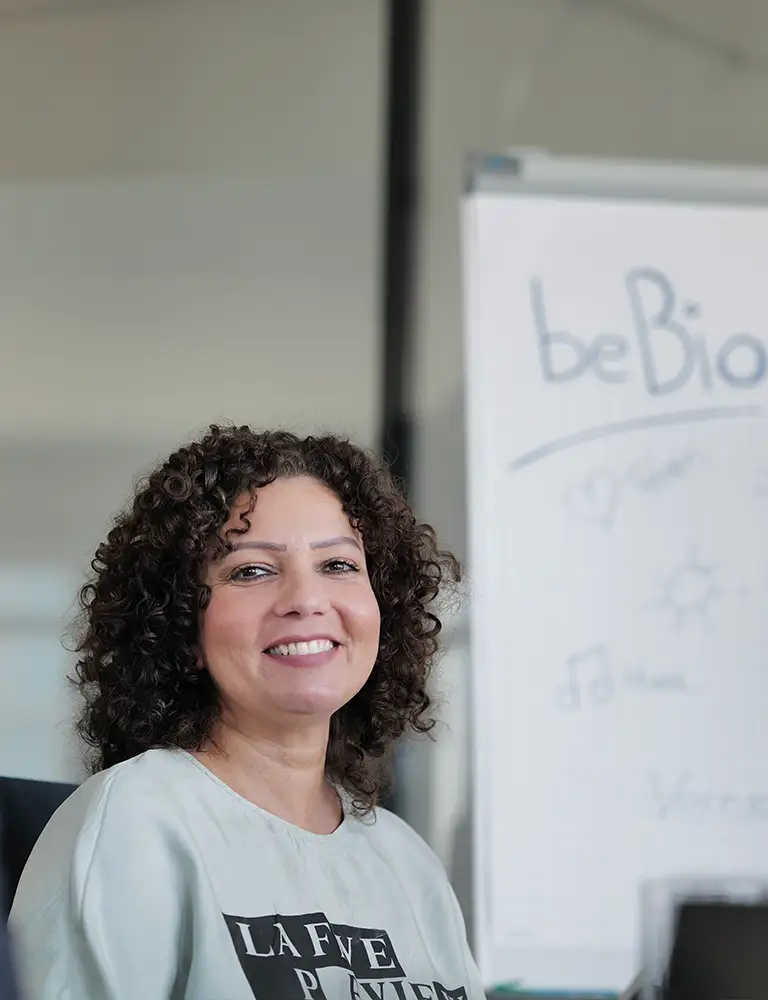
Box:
[269,686,356,719]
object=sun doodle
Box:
[649,545,721,631]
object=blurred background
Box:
[3,0,768,940]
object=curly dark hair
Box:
[70,424,460,813]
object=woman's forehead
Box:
[222,476,355,539]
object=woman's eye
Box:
[229,564,272,582]
[323,559,359,575]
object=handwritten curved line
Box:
[508,405,762,472]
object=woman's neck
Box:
[193,717,342,835]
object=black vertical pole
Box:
[381,0,422,812]
[379,0,424,815]
[380,0,423,497]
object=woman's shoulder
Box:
[50,748,191,833]
[11,749,192,918]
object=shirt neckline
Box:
[171,748,355,843]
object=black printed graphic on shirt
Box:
[222,911,469,1000]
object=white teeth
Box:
[267,639,336,657]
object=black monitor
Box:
[663,900,768,1000]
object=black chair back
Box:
[0,776,78,916]
[0,871,17,1000]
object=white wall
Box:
[0,0,384,781]
[409,0,768,932]
[0,0,383,442]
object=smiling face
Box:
[200,475,381,733]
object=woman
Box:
[10,425,484,1000]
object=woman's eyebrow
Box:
[226,536,361,554]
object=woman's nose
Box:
[273,567,330,617]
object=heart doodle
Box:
[562,468,621,529]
